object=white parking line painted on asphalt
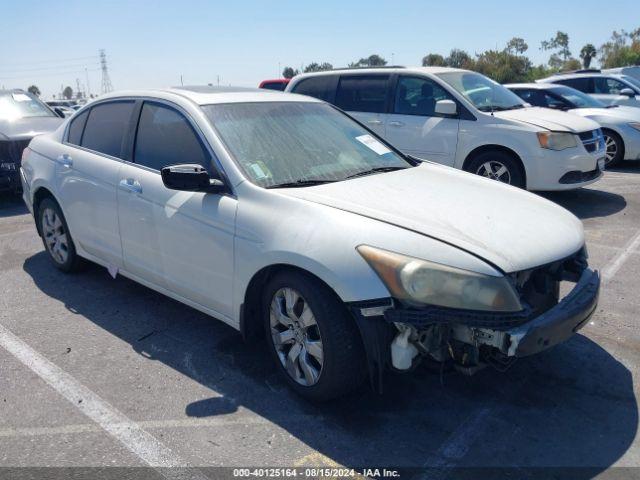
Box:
[602,228,640,283]
[0,323,209,480]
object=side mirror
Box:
[435,99,457,116]
[161,164,226,193]
[54,107,66,118]
[620,88,635,97]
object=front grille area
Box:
[559,168,602,184]
[578,129,604,153]
[0,139,32,166]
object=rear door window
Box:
[291,76,336,102]
[335,75,390,113]
[133,102,210,172]
[81,101,135,158]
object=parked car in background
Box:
[0,89,63,194]
[507,83,640,167]
[287,67,605,190]
[603,66,640,83]
[259,79,290,91]
[20,86,600,400]
[538,70,640,108]
[46,104,75,118]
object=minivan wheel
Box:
[603,130,624,167]
[263,271,366,401]
[38,198,83,273]
[466,151,525,188]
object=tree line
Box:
[281,27,640,83]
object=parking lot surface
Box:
[1,166,640,479]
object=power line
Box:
[0,56,97,67]
[0,68,100,81]
[0,63,99,74]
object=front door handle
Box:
[367,120,383,125]
[56,154,73,167]
[118,178,142,194]
[388,121,405,127]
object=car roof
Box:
[505,83,562,90]
[290,65,468,81]
[93,85,322,105]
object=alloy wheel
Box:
[476,161,512,184]
[269,287,324,386]
[604,135,618,165]
[42,207,69,264]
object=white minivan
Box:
[286,67,605,190]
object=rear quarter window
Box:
[66,109,89,145]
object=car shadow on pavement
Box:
[0,193,28,217]
[608,160,640,173]
[540,188,626,220]
[23,252,638,477]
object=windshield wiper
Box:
[266,178,337,189]
[343,166,408,180]
[606,105,619,109]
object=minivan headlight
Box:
[537,131,577,150]
[357,245,522,312]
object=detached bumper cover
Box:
[507,268,599,357]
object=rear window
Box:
[335,76,389,113]
[81,101,135,158]
[260,82,287,91]
[291,76,336,102]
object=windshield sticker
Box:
[356,134,392,156]
[12,93,32,102]
[249,162,268,179]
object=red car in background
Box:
[258,78,290,91]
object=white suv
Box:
[538,70,640,108]
[286,67,605,190]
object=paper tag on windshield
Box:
[12,93,31,102]
[356,134,391,155]
[249,162,267,179]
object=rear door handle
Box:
[388,121,405,127]
[56,154,73,167]
[367,120,383,125]
[118,178,142,194]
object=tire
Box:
[262,270,366,401]
[603,129,624,168]
[465,150,525,188]
[38,198,83,273]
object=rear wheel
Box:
[263,271,366,401]
[465,151,525,188]
[38,198,83,273]
[603,129,624,167]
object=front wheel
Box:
[465,151,525,188]
[603,130,624,168]
[263,271,366,401]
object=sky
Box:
[1,0,638,99]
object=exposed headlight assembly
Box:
[357,245,522,312]
[628,122,640,132]
[537,131,577,150]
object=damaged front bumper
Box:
[382,267,600,358]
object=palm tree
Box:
[580,44,597,69]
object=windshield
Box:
[621,75,640,91]
[0,91,56,120]
[203,102,411,188]
[437,72,526,112]
[552,86,605,108]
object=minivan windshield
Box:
[437,72,526,112]
[551,86,606,108]
[0,91,56,120]
[203,102,411,188]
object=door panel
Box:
[384,76,460,165]
[117,164,237,316]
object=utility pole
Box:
[85,68,91,97]
[100,49,113,94]
[76,78,82,99]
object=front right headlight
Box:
[537,131,577,150]
[357,245,522,312]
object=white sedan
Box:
[507,82,640,167]
[20,87,600,400]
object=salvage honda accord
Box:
[20,86,600,401]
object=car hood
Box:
[570,106,640,123]
[494,107,599,133]
[278,164,584,273]
[0,116,63,141]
